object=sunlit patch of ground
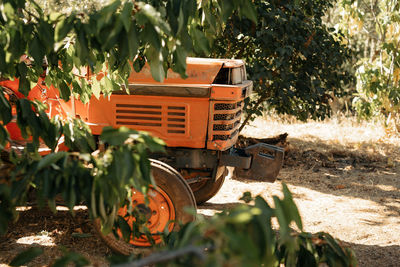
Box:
[202,115,400,267]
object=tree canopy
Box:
[209,0,352,125]
[332,0,400,130]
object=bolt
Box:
[185,164,189,168]
[202,164,207,168]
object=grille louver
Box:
[115,103,187,135]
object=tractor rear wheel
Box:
[94,159,196,255]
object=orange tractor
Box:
[0,57,284,254]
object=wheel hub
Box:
[117,187,175,247]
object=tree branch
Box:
[239,92,270,133]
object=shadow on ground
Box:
[346,242,399,267]
[0,207,109,266]
[233,136,400,220]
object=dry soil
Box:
[0,116,399,266]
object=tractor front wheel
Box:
[94,159,196,255]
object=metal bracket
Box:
[220,149,251,169]
[235,143,284,182]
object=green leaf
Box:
[0,91,12,125]
[55,16,75,42]
[145,46,164,82]
[139,154,151,181]
[9,247,44,266]
[282,183,303,230]
[324,233,348,263]
[140,24,161,50]
[220,0,234,22]
[37,152,68,171]
[91,80,101,99]
[140,134,165,152]
[0,124,9,148]
[297,245,317,267]
[29,35,45,64]
[172,47,187,78]
[240,0,257,23]
[117,215,132,242]
[191,28,210,54]
[121,2,133,32]
[127,25,139,60]
[273,196,289,237]
[132,55,145,73]
[2,3,15,20]
[100,126,138,146]
[17,63,30,96]
[58,81,71,101]
[136,3,171,33]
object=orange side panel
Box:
[78,95,209,148]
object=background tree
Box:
[331,0,400,131]
[208,0,353,128]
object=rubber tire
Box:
[94,159,196,255]
[191,166,227,205]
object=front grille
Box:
[115,103,187,135]
[209,100,243,144]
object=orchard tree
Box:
[209,0,353,128]
[333,0,400,131]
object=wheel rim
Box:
[117,186,175,247]
[180,169,211,191]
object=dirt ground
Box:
[0,116,399,266]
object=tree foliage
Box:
[209,0,352,125]
[0,0,255,234]
[333,0,400,130]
